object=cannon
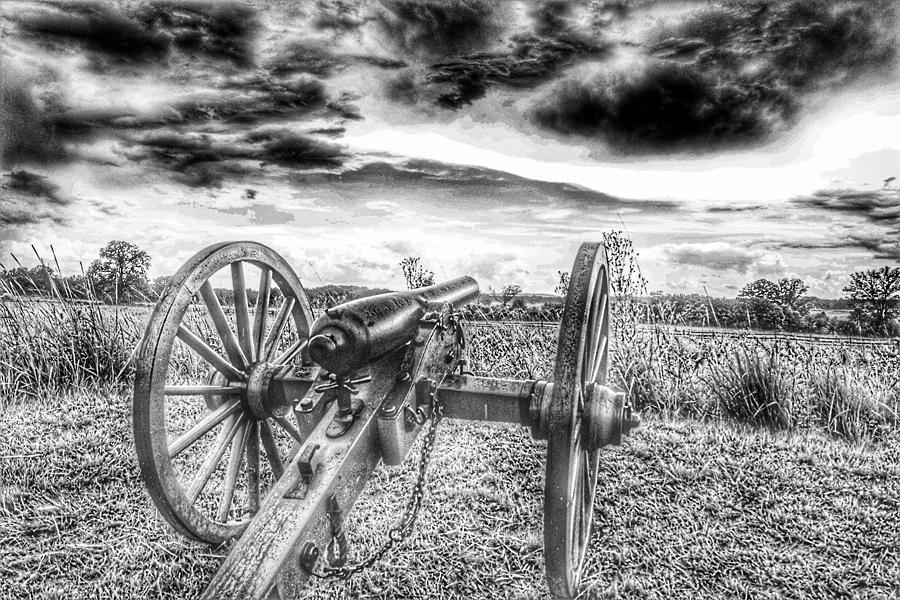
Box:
[133,240,639,599]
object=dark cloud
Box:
[243,129,347,168]
[266,41,406,78]
[0,170,70,226]
[135,1,261,66]
[174,75,328,124]
[530,62,793,151]
[124,132,251,187]
[0,69,69,167]
[650,6,743,52]
[377,0,502,58]
[384,70,421,104]
[768,1,896,88]
[427,34,607,109]
[796,189,900,226]
[530,0,573,38]
[846,233,900,260]
[124,129,346,187]
[311,0,367,31]
[531,0,895,151]
[266,41,343,77]
[374,0,606,109]
[648,1,896,88]
[334,160,680,212]
[3,170,67,205]
[12,2,171,64]
[325,95,363,121]
[12,1,262,67]
[791,188,900,258]
[663,243,761,274]
[707,204,766,213]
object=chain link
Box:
[308,389,445,580]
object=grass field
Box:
[1,300,900,599]
[2,392,899,599]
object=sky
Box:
[1,0,899,297]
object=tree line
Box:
[2,240,899,336]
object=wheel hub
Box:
[582,383,639,450]
[246,362,291,420]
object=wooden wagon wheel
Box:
[133,242,313,544]
[544,242,611,598]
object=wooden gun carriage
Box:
[133,241,639,599]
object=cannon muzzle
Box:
[308,276,479,375]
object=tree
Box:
[843,266,900,335]
[150,275,173,299]
[737,296,785,330]
[0,265,54,295]
[776,278,808,310]
[554,271,569,297]
[87,241,151,303]
[399,257,434,290]
[740,277,808,308]
[738,279,780,303]
[500,283,522,307]
[602,230,648,297]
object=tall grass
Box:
[706,347,795,429]
[810,369,898,441]
[2,276,898,442]
[612,325,900,442]
[0,277,144,404]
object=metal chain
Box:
[308,389,445,580]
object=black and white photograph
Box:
[1,0,898,598]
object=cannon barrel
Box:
[308,276,479,375]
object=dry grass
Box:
[0,299,144,403]
[611,326,900,443]
[2,393,898,599]
[707,348,795,430]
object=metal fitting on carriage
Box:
[284,443,320,500]
[297,542,320,574]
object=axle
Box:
[435,374,640,448]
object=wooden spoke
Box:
[273,415,304,445]
[588,335,609,384]
[258,420,284,479]
[580,453,593,540]
[584,273,605,380]
[260,297,295,363]
[176,325,244,381]
[164,385,242,396]
[273,338,307,367]
[187,414,245,504]
[168,400,242,459]
[252,268,272,361]
[231,261,254,361]
[217,419,250,523]
[200,281,248,370]
[246,422,261,514]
